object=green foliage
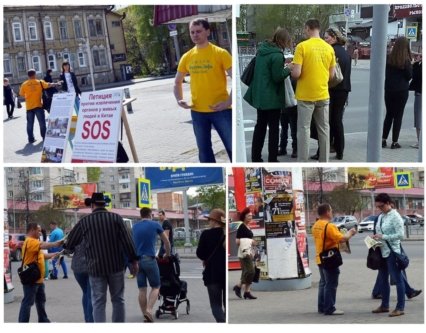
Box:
[195,185,226,211]
[325,185,366,215]
[237,4,247,32]
[33,204,66,230]
[87,167,101,183]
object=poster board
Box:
[266,237,298,279]
[41,93,75,163]
[71,89,123,163]
[52,183,97,209]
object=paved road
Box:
[3,76,231,163]
[229,233,424,324]
[5,257,216,323]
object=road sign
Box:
[406,26,417,40]
[394,172,412,190]
[137,178,151,208]
[344,8,350,17]
[104,192,112,210]
[169,30,178,37]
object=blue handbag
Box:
[385,240,409,270]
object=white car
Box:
[358,215,376,233]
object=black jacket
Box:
[3,85,14,104]
[409,61,422,93]
[385,60,412,92]
[43,74,58,97]
[60,72,81,95]
[330,44,351,92]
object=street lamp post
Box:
[79,38,95,91]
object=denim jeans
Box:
[18,283,50,322]
[206,283,226,323]
[26,108,46,142]
[377,252,405,310]
[89,271,126,322]
[52,257,68,278]
[318,265,340,315]
[191,109,232,162]
[372,269,414,298]
[74,272,94,322]
[137,256,160,288]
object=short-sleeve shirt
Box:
[312,219,343,265]
[177,43,232,112]
[19,79,50,111]
[132,220,164,257]
[293,38,336,101]
[22,237,44,284]
[236,223,253,239]
[160,219,174,251]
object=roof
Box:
[154,5,231,25]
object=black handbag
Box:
[40,81,52,113]
[241,56,256,86]
[385,240,409,270]
[319,223,343,270]
[17,241,41,285]
[366,247,386,270]
[116,141,129,163]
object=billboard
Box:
[347,167,394,190]
[146,167,223,190]
[52,183,97,209]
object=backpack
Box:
[241,56,256,86]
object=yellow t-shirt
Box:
[293,38,336,101]
[177,43,232,112]
[22,237,44,284]
[312,219,344,265]
[19,79,49,111]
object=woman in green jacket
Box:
[244,27,291,162]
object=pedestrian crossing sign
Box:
[394,172,412,189]
[138,178,151,208]
[104,192,112,210]
[406,26,417,40]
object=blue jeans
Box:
[206,283,226,323]
[318,265,340,315]
[137,256,160,288]
[74,272,94,322]
[377,252,405,310]
[18,283,50,322]
[372,269,414,298]
[52,257,68,278]
[191,109,232,162]
[26,108,46,142]
[89,271,126,322]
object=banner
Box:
[245,168,262,193]
[347,167,394,189]
[71,89,123,163]
[52,183,97,209]
[41,93,75,163]
[146,167,223,190]
[264,192,294,222]
[263,169,292,193]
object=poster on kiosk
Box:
[71,89,123,163]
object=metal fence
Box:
[238,46,256,75]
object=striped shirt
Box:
[65,208,138,277]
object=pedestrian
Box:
[244,27,292,162]
[19,69,61,143]
[158,209,174,257]
[353,47,359,66]
[48,221,68,279]
[132,207,171,323]
[18,223,63,322]
[324,27,351,160]
[4,77,15,119]
[64,192,139,323]
[371,193,406,317]
[43,69,58,113]
[289,18,336,162]
[60,62,81,96]
[382,36,413,149]
[196,209,226,322]
[409,53,422,149]
[174,18,232,163]
[233,207,257,300]
[311,203,356,315]
[278,77,298,159]
[40,228,50,280]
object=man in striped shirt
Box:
[65,192,139,322]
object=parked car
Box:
[331,215,358,230]
[174,227,193,239]
[405,214,424,226]
[358,215,376,233]
[9,233,26,261]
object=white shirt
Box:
[64,72,75,93]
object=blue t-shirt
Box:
[49,227,64,253]
[132,220,164,257]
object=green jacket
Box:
[244,41,291,110]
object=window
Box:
[112,194,115,200]
[121,183,129,190]
[4,22,9,43]
[121,202,131,208]
[88,19,96,37]
[111,185,115,190]
[222,31,228,40]
[112,21,121,27]
[121,173,129,179]
[4,58,12,74]
[44,21,53,40]
[48,54,56,71]
[93,49,107,67]
[30,180,43,189]
[32,56,41,73]
[73,19,83,39]
[95,19,103,35]
[28,22,37,40]
[30,167,42,175]
[63,53,70,63]
[12,22,23,42]
[78,51,86,67]
[59,20,68,39]
[110,44,115,50]
[17,56,26,72]
[110,175,114,181]
[8,191,13,199]
[7,178,13,185]
[33,194,43,201]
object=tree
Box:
[33,204,67,230]
[195,185,226,211]
[237,4,248,32]
[87,167,101,183]
[326,185,366,215]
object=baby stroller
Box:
[155,255,190,320]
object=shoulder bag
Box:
[366,215,386,270]
[328,58,344,88]
[319,223,343,269]
[241,56,256,86]
[17,240,41,285]
[385,240,409,270]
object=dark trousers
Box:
[18,283,50,322]
[318,265,340,315]
[206,283,226,323]
[6,101,15,118]
[329,90,348,155]
[372,269,414,298]
[251,108,281,162]
[382,90,409,143]
[377,252,405,311]
[26,108,46,142]
[280,106,297,152]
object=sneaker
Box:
[410,143,419,149]
[63,276,68,279]
[389,309,404,317]
[372,306,389,313]
[390,142,401,149]
[29,138,36,143]
[278,148,287,156]
[382,139,387,148]
[408,289,422,299]
[330,309,344,315]
[372,294,382,299]
[127,274,135,279]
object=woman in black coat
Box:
[59,62,81,96]
[3,78,15,119]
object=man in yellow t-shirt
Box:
[18,222,63,322]
[174,18,232,163]
[290,19,336,162]
[312,203,357,316]
[19,69,61,144]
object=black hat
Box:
[85,192,110,206]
